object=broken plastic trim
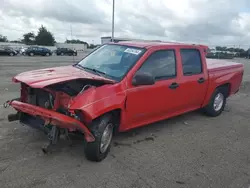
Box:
[5,100,95,142]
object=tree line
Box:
[0,25,97,48]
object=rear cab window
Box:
[137,50,176,81]
[180,49,203,75]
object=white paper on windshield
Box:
[124,48,142,55]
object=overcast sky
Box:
[1,0,250,46]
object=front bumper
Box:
[4,99,95,142]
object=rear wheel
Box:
[60,52,64,56]
[29,52,34,56]
[203,88,226,117]
[84,114,114,162]
[45,53,50,56]
[9,52,14,56]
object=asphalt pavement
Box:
[0,53,249,188]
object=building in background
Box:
[100,36,162,44]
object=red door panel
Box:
[125,78,181,127]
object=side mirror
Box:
[132,72,155,86]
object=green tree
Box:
[22,32,35,45]
[65,39,89,48]
[88,44,97,49]
[0,34,8,42]
[35,25,55,46]
[215,46,227,51]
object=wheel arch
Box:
[97,108,122,134]
[202,82,231,108]
[216,82,231,98]
[76,108,123,132]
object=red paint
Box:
[8,100,95,142]
[12,65,115,88]
[7,42,244,142]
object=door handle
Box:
[197,77,205,83]
[169,82,179,89]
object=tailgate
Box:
[7,100,95,142]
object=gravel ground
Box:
[0,53,249,188]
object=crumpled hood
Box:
[13,65,115,88]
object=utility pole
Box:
[111,0,115,42]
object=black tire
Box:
[203,88,227,117]
[9,52,14,56]
[84,114,114,162]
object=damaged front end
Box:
[4,78,110,144]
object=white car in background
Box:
[19,47,28,55]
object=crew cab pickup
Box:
[4,41,244,162]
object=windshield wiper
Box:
[74,63,84,70]
[74,64,115,80]
[80,66,107,77]
[90,68,107,76]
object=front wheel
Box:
[203,88,226,117]
[84,114,114,162]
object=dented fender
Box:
[68,80,127,121]
[70,91,127,121]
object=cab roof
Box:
[110,41,208,50]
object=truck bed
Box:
[206,58,243,72]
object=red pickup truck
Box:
[4,41,244,162]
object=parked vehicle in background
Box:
[0,47,18,56]
[55,48,77,56]
[19,47,28,55]
[25,47,52,56]
[4,41,244,162]
[206,51,234,59]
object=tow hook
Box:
[3,98,20,108]
[3,101,10,108]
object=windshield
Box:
[76,44,146,81]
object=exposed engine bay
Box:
[21,79,108,109]
[16,78,110,136]
[46,79,106,96]
[17,79,108,127]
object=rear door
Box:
[38,48,44,55]
[178,48,208,110]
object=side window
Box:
[180,49,202,75]
[138,50,176,80]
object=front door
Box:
[124,49,183,129]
